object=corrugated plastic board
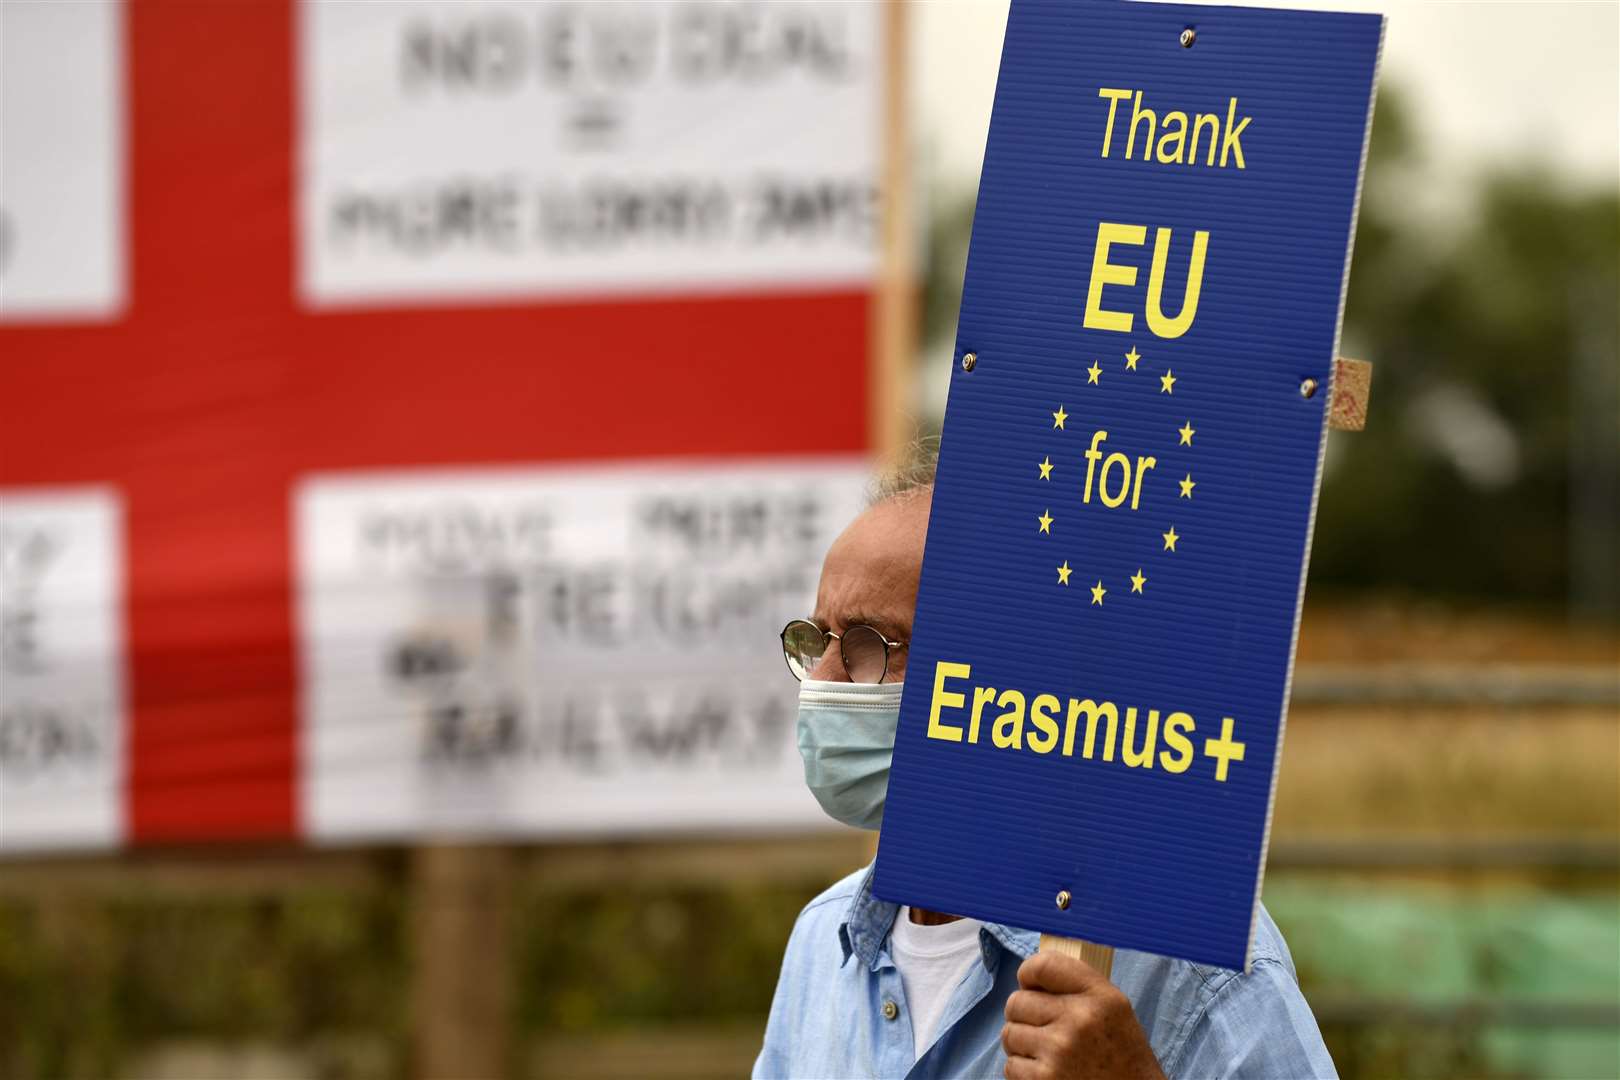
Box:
[873,0,1384,971]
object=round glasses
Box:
[780,619,908,684]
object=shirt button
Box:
[882,999,900,1021]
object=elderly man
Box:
[754,470,1336,1079]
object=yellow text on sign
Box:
[1083,430,1155,510]
[1083,222,1209,339]
[925,661,1247,782]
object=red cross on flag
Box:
[0,0,885,851]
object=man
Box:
[755,469,1336,1079]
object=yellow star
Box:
[1178,420,1195,446]
[1057,561,1072,586]
[1090,580,1107,606]
[1087,361,1102,385]
[1160,369,1177,394]
[1163,525,1180,552]
[1130,568,1147,594]
[1125,347,1140,371]
[1038,509,1053,534]
[1179,474,1196,499]
[1038,456,1054,480]
[1052,405,1068,430]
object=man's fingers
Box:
[1004,988,1066,1026]
[1017,950,1109,995]
[1003,1052,1053,1080]
[1000,1020,1050,1060]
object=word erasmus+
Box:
[922,662,1246,784]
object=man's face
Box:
[806,492,930,683]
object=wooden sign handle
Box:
[1039,933,1115,979]
[1329,356,1372,431]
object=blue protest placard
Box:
[873,1,1384,971]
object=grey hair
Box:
[867,436,941,506]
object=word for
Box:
[1096,89,1252,169]
[924,661,1248,781]
[1082,430,1155,510]
[1083,222,1209,338]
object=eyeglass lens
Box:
[839,625,888,683]
[782,620,826,680]
[781,620,890,683]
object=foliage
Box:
[0,889,407,1080]
[514,879,817,1033]
[1320,93,1619,618]
[4,873,1615,1080]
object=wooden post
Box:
[862,0,915,875]
[411,844,512,1080]
[871,0,916,472]
[1038,933,1115,979]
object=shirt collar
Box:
[838,863,1040,970]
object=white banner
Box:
[0,0,125,322]
[296,458,869,840]
[0,489,126,851]
[298,0,883,308]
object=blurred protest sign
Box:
[301,1,879,306]
[874,0,1383,970]
[0,0,124,322]
[297,460,865,840]
[0,490,125,850]
[0,0,889,851]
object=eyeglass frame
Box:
[779,618,909,684]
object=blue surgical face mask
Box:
[796,679,904,831]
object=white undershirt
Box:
[889,907,986,1060]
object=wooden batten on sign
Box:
[870,0,917,471]
[1039,357,1374,976]
[1039,932,1118,980]
[1329,357,1373,432]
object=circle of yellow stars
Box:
[1038,343,1195,605]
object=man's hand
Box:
[1001,951,1168,1080]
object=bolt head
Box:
[1180,27,1196,47]
[1055,889,1072,910]
[961,351,977,372]
[1300,377,1320,399]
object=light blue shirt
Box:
[756,865,1336,1080]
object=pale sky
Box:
[913,1,1620,194]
